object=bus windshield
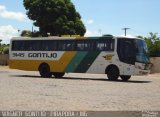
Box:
[136,40,150,64]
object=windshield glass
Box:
[136,39,150,63]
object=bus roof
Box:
[11,35,143,41]
[11,37,77,40]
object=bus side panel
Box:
[51,51,77,72]
[74,51,101,73]
[86,52,114,74]
[86,52,136,75]
[64,51,101,73]
[64,51,88,72]
[9,60,46,71]
[9,51,77,72]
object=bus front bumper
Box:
[134,69,150,75]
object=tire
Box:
[53,72,65,78]
[107,66,119,81]
[120,75,131,81]
[39,63,52,78]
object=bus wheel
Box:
[106,66,119,81]
[39,63,52,78]
[53,72,65,78]
[120,75,131,81]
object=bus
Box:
[9,35,151,81]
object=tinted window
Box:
[76,40,94,51]
[58,40,75,51]
[117,38,136,65]
[12,38,115,51]
[96,39,114,51]
[41,40,57,51]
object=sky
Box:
[0,0,160,43]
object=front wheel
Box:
[53,72,65,78]
[107,66,119,81]
[120,75,131,81]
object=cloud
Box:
[85,29,101,37]
[0,25,18,43]
[82,19,94,25]
[87,19,94,24]
[0,5,5,11]
[0,5,27,21]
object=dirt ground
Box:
[0,66,160,111]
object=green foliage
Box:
[0,44,5,53]
[21,30,42,37]
[3,47,9,54]
[23,0,86,36]
[0,44,9,55]
[21,30,32,37]
[138,32,160,57]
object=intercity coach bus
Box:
[9,35,150,81]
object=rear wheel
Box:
[107,66,119,81]
[120,75,131,81]
[53,72,65,78]
[39,63,52,78]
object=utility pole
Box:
[122,28,130,36]
[98,29,102,36]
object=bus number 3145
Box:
[12,53,25,57]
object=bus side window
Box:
[77,43,83,51]
[20,41,26,51]
[57,40,66,51]
[76,40,94,51]
[35,40,41,51]
[45,41,50,51]
[96,39,115,51]
[76,41,84,51]
[28,41,33,51]
[12,41,17,51]
[65,41,75,51]
[51,41,57,51]
[96,41,104,51]
[12,41,20,51]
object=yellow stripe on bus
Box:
[9,51,77,72]
[51,51,77,72]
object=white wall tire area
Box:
[38,63,52,78]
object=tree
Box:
[138,32,160,57]
[3,47,9,54]
[21,30,32,37]
[23,0,86,36]
[21,30,41,37]
[0,43,9,54]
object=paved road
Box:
[0,67,160,111]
